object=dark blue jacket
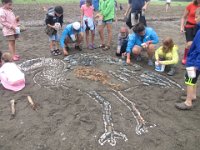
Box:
[186,30,200,70]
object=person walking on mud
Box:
[0,0,21,61]
[124,0,150,29]
[180,0,200,65]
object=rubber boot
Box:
[182,48,189,65]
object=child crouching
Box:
[155,37,179,76]
[0,52,25,91]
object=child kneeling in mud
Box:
[45,6,63,56]
[116,26,129,57]
[0,52,25,91]
[155,37,179,76]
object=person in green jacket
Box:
[96,0,115,50]
[155,37,179,76]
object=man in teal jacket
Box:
[96,0,115,50]
[126,23,159,65]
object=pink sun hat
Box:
[0,63,25,92]
[0,75,25,92]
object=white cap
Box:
[72,22,81,30]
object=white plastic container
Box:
[155,61,165,72]
[15,27,20,34]
[186,67,196,78]
[55,23,61,30]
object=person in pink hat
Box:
[0,0,21,61]
[0,52,25,91]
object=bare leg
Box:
[91,30,95,45]
[106,23,112,46]
[55,41,59,49]
[98,24,105,45]
[77,33,83,46]
[8,40,16,56]
[132,45,142,55]
[185,85,195,106]
[147,44,155,60]
[85,30,90,47]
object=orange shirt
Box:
[185,3,200,28]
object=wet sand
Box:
[0,3,199,150]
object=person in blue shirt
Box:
[60,22,83,56]
[80,0,99,11]
[80,0,85,8]
[92,0,99,11]
[125,23,159,66]
[124,0,150,28]
[175,23,200,110]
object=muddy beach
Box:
[0,3,199,150]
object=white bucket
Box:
[186,67,196,78]
[15,27,20,34]
[155,61,165,72]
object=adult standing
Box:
[124,0,150,28]
[175,30,200,110]
[96,0,115,51]
[180,0,200,65]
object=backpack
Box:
[44,7,57,36]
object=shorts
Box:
[98,19,113,25]
[5,34,19,41]
[185,70,200,85]
[83,16,95,31]
[131,12,147,27]
[49,33,60,41]
[185,27,196,42]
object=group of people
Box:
[0,0,200,110]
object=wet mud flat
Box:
[0,3,200,150]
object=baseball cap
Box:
[72,22,81,30]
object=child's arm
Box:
[117,34,122,53]
[0,11,15,30]
[155,47,161,61]
[80,6,84,25]
[45,15,55,29]
[160,45,179,65]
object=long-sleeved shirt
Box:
[60,24,83,48]
[155,45,179,65]
[186,30,200,70]
[0,7,18,36]
[117,33,128,49]
[126,27,159,53]
[99,0,115,21]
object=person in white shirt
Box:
[165,0,171,12]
